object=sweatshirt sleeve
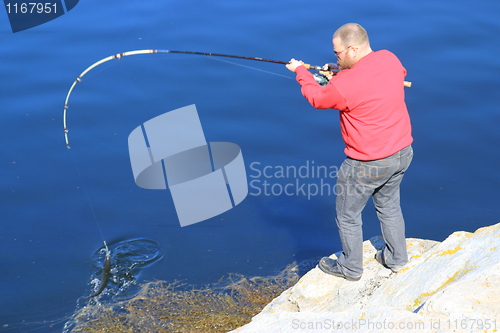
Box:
[295,66,347,111]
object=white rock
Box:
[229,223,500,333]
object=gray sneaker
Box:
[318,257,361,281]
[375,250,403,273]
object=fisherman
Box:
[286,23,413,281]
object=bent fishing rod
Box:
[62,49,411,148]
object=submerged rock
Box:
[229,223,500,333]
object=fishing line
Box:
[207,56,294,80]
[68,148,109,254]
[69,149,111,300]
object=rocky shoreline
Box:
[229,223,500,333]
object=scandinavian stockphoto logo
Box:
[248,161,340,200]
[4,0,79,33]
[248,160,370,199]
[128,105,248,227]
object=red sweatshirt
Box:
[295,50,413,161]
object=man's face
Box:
[333,37,356,70]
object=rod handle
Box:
[303,63,323,71]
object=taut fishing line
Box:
[68,149,112,302]
[68,148,109,254]
[207,56,294,80]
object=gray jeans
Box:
[335,145,413,277]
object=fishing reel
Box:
[314,73,330,86]
[313,63,338,86]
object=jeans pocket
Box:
[357,163,391,185]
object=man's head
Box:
[333,23,372,70]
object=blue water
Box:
[1,0,499,331]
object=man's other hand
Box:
[286,58,305,73]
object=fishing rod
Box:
[62,49,322,148]
[62,49,411,148]
[170,51,413,88]
[165,50,324,70]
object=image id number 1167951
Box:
[5,2,57,14]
